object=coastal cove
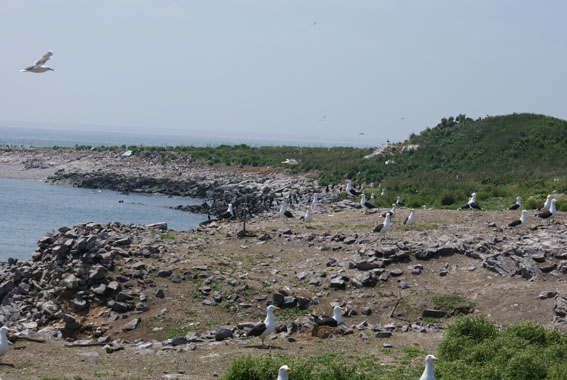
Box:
[0,178,206,261]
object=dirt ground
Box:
[2,207,567,380]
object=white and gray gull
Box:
[277,365,291,380]
[419,355,438,380]
[313,306,343,327]
[21,51,54,73]
[403,209,416,225]
[373,213,391,234]
[508,210,527,228]
[0,326,10,359]
[245,305,280,347]
[460,192,483,210]
[508,196,521,210]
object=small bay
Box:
[0,178,206,261]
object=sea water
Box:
[0,178,206,261]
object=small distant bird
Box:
[370,193,375,201]
[359,132,365,136]
[423,205,427,210]
[312,194,318,207]
[508,210,527,228]
[373,213,391,234]
[396,196,405,206]
[460,193,483,210]
[277,365,292,380]
[508,196,521,210]
[382,204,396,217]
[279,201,294,222]
[419,355,438,380]
[313,306,343,327]
[404,209,416,225]
[245,305,280,347]
[380,189,385,197]
[346,180,361,196]
[0,326,9,359]
[218,203,234,219]
[21,50,54,73]
[360,193,376,211]
[536,199,556,220]
[538,195,552,211]
[301,206,313,223]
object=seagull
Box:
[373,213,391,234]
[277,365,291,380]
[312,194,318,207]
[0,326,10,359]
[218,203,234,219]
[460,192,483,210]
[396,196,405,206]
[360,193,376,211]
[21,51,54,73]
[312,306,343,327]
[346,180,361,196]
[535,199,556,220]
[508,210,527,228]
[538,195,552,211]
[301,206,313,224]
[279,201,294,223]
[382,204,396,217]
[403,209,416,225]
[508,196,521,210]
[419,355,438,380]
[245,305,280,347]
[370,193,375,201]
[380,189,385,197]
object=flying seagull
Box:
[21,51,54,73]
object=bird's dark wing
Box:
[364,201,375,209]
[284,210,294,218]
[460,203,471,209]
[537,211,551,219]
[508,219,522,227]
[469,202,482,210]
[508,204,520,210]
[246,322,267,337]
[315,316,337,327]
[35,51,53,66]
[403,216,409,225]
[373,223,384,233]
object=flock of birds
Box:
[247,305,439,380]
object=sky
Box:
[1,0,566,147]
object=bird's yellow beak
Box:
[286,367,291,373]
[432,356,438,361]
[275,307,280,310]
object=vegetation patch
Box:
[432,294,475,315]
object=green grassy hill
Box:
[80,113,567,210]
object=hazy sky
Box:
[1,0,566,146]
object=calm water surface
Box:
[0,178,206,261]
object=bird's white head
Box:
[410,208,415,214]
[0,326,9,338]
[278,365,291,379]
[396,196,400,202]
[267,305,280,314]
[425,354,438,364]
[384,213,391,223]
[228,203,233,212]
[516,196,521,203]
[471,193,477,201]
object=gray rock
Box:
[123,317,141,332]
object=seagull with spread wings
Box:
[21,51,55,73]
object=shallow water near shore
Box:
[0,178,206,261]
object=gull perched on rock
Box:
[312,306,343,327]
[508,210,527,228]
[21,51,55,73]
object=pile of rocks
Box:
[0,222,163,338]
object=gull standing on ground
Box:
[536,199,557,221]
[21,51,54,73]
[404,209,416,225]
[279,201,294,223]
[382,204,396,218]
[218,203,234,219]
[312,306,343,327]
[538,195,552,211]
[508,210,527,228]
[508,196,521,210]
[245,305,280,347]
[346,180,362,196]
[360,193,376,212]
[373,213,391,234]
[301,206,313,224]
[0,326,10,360]
[460,192,483,210]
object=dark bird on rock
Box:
[218,203,234,219]
[535,199,556,220]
